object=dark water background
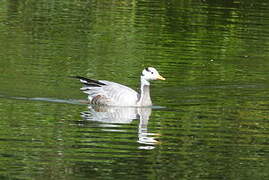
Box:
[0,0,269,179]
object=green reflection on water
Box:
[0,0,269,179]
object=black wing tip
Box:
[69,76,84,79]
[69,76,106,86]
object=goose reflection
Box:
[81,106,158,148]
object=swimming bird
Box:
[72,67,165,106]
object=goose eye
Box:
[151,72,154,74]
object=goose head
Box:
[141,67,165,85]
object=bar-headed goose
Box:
[72,67,165,106]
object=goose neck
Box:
[138,78,152,106]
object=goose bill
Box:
[157,75,165,80]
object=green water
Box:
[0,0,269,179]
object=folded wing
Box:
[71,76,139,106]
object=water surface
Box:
[0,0,269,179]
